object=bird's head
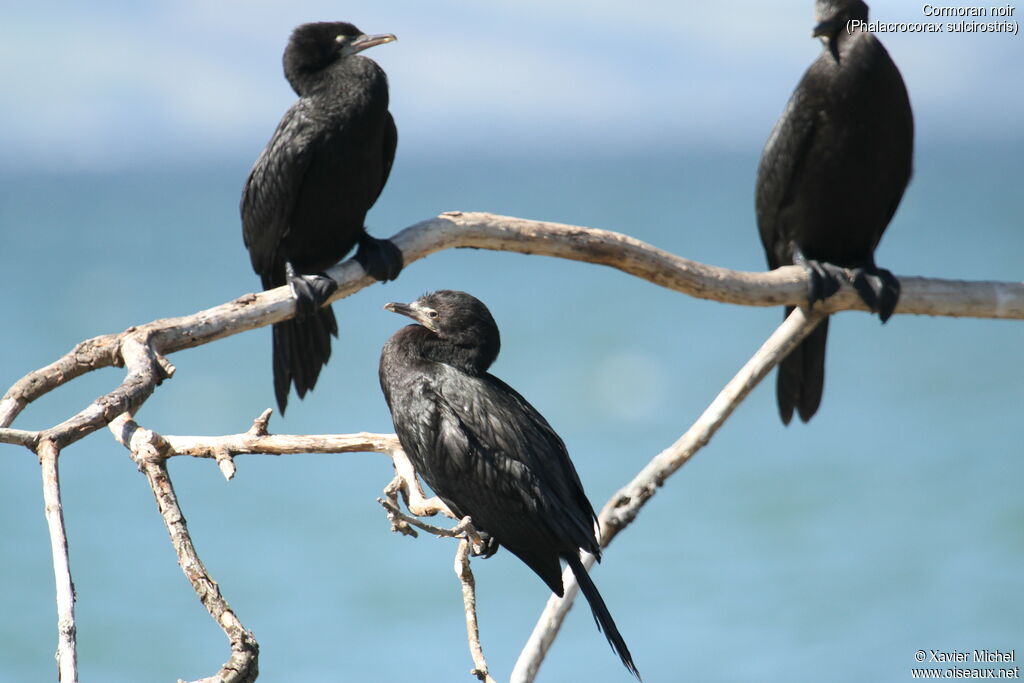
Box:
[813,0,869,61]
[283,22,396,93]
[385,290,501,373]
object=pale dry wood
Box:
[38,439,78,683]
[3,212,1022,447]
[162,408,402,480]
[511,307,827,683]
[107,407,490,682]
[0,334,168,450]
[383,447,458,520]
[1,212,1021,682]
[109,414,259,683]
[375,451,495,683]
[455,539,498,683]
[377,500,495,682]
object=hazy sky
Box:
[2,1,1021,171]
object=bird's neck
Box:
[407,327,497,376]
[289,56,389,105]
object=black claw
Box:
[850,266,900,323]
[805,261,824,306]
[873,267,900,322]
[798,256,843,307]
[849,267,879,313]
[472,530,500,558]
[355,233,404,282]
[285,262,338,318]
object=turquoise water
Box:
[1,147,1021,682]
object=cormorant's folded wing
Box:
[241,99,320,279]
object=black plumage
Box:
[242,22,403,414]
[755,0,913,424]
[379,290,639,678]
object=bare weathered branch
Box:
[1,334,162,451]
[392,213,1024,320]
[4,211,1021,443]
[455,539,498,683]
[379,499,462,538]
[168,429,400,459]
[109,414,259,683]
[4,211,1022,682]
[38,438,78,683]
[101,408,480,681]
[0,426,40,449]
[378,458,495,682]
[379,447,456,537]
[511,307,827,683]
[0,333,122,429]
[164,409,401,480]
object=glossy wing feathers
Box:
[430,371,599,551]
[241,100,320,279]
[755,89,819,269]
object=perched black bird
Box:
[242,22,402,414]
[755,0,913,424]
[379,290,639,678]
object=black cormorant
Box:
[242,21,402,414]
[379,290,639,678]
[756,0,913,424]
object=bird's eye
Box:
[428,311,438,319]
[335,35,347,44]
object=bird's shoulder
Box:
[240,99,325,271]
[434,370,560,449]
[755,80,821,261]
[431,368,598,544]
[433,368,588,497]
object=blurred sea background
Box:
[1,2,1021,682]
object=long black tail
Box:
[776,308,829,425]
[565,553,640,679]
[271,305,338,415]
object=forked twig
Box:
[109,414,259,683]
[379,463,496,681]
[456,539,498,683]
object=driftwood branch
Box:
[108,413,259,683]
[2,212,1021,681]
[3,211,1022,449]
[510,307,826,683]
[377,453,495,681]
[38,438,78,683]
[456,539,498,683]
[106,405,491,682]
[157,407,401,479]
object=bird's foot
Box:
[472,530,499,559]
[285,262,338,318]
[849,266,901,323]
[452,516,499,558]
[799,258,844,308]
[355,233,404,282]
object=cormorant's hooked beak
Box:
[812,17,841,38]
[812,17,843,62]
[385,301,439,332]
[346,32,397,56]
